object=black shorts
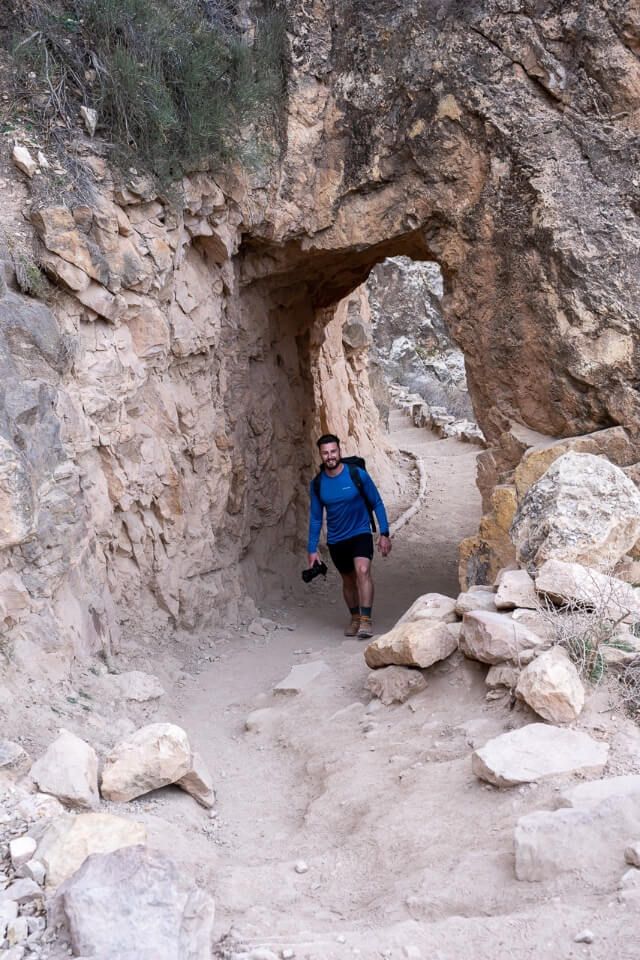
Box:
[328,533,374,574]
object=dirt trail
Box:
[124,411,638,959]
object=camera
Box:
[301,559,328,583]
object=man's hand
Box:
[377,535,392,557]
[308,551,320,568]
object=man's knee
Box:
[354,560,371,582]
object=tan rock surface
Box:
[364,620,458,670]
[176,752,215,810]
[366,666,428,705]
[515,647,584,723]
[494,570,537,611]
[36,813,146,890]
[535,559,640,620]
[394,592,458,627]
[460,610,545,665]
[30,730,99,810]
[100,723,192,802]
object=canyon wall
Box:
[2,0,640,666]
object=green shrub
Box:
[5,0,286,180]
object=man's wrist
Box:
[380,531,389,538]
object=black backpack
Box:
[312,455,377,532]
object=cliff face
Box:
[1,0,640,666]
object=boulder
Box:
[515,647,584,723]
[511,452,640,574]
[472,723,608,787]
[459,610,545,664]
[535,559,640,620]
[108,671,165,702]
[485,663,520,689]
[455,590,498,616]
[515,795,640,884]
[100,723,191,802]
[558,774,640,810]
[495,569,538,610]
[394,592,458,627]
[366,666,428,705]
[176,752,215,809]
[36,813,146,890]
[52,845,215,960]
[364,619,457,669]
[30,730,99,810]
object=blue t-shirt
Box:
[307,465,389,552]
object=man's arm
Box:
[361,471,392,556]
[307,479,324,564]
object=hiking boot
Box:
[344,616,361,637]
[357,615,374,639]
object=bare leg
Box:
[354,558,374,609]
[340,570,359,613]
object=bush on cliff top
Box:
[4,0,285,180]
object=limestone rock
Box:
[53,845,215,960]
[364,619,457,670]
[100,723,192,802]
[15,793,65,822]
[511,453,640,574]
[36,813,146,890]
[0,741,31,777]
[515,795,640,883]
[535,559,640,619]
[558,774,640,810]
[30,730,99,810]
[0,436,36,548]
[366,666,427,705]
[394,592,458,627]
[455,589,498,616]
[108,671,165,702]
[12,145,37,178]
[176,752,215,809]
[459,610,545,664]
[515,647,585,723]
[472,723,608,786]
[9,838,36,870]
[0,879,42,903]
[273,661,327,694]
[79,106,98,137]
[495,569,538,610]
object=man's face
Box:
[319,442,341,469]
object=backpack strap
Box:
[347,464,377,533]
[312,472,322,504]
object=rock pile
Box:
[392,386,485,446]
[0,718,215,958]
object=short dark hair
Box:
[317,434,340,449]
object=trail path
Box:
[125,411,637,960]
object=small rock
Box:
[485,663,519,690]
[30,729,99,810]
[176,751,215,809]
[0,879,41,904]
[0,740,31,777]
[460,610,545,664]
[495,569,538,610]
[364,620,457,669]
[79,105,98,137]
[394,593,458,627]
[4,946,25,960]
[15,793,64,822]
[100,723,192,802]
[619,867,640,890]
[274,662,327,695]
[282,950,295,959]
[36,151,49,169]
[625,842,640,867]
[9,838,36,870]
[366,666,427,705]
[17,860,46,886]
[574,930,594,944]
[109,671,165,702]
[12,145,37,178]
[515,646,585,723]
[294,860,309,874]
[6,916,28,946]
[0,900,18,930]
[248,619,267,637]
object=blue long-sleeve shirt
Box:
[307,466,389,552]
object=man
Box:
[307,434,392,639]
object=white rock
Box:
[619,867,640,889]
[495,569,538,610]
[535,559,640,619]
[0,879,41,904]
[9,837,36,870]
[558,774,640,810]
[36,151,49,169]
[511,452,640,573]
[52,845,214,960]
[394,592,458,627]
[0,900,18,933]
[366,666,427,704]
[472,723,608,787]
[36,813,146,890]
[109,671,165,702]
[100,722,192,802]
[515,795,640,883]
[515,646,584,723]
[79,105,98,137]
[455,590,497,616]
[625,842,640,867]
[176,751,215,809]
[460,610,545,664]
[16,860,45,886]
[294,860,309,874]
[15,793,65,822]
[364,620,457,669]
[574,931,594,944]
[4,947,25,960]
[6,916,28,946]
[0,741,31,776]
[273,662,327,694]
[12,145,37,178]
[30,729,99,810]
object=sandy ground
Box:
[24,409,640,959]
